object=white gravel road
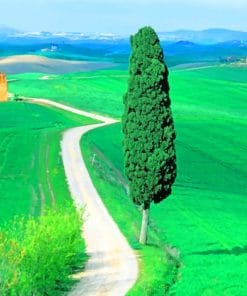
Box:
[29,98,138,296]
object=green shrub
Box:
[0,205,86,296]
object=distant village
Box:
[220,56,247,64]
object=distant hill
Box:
[0,26,246,69]
[0,55,115,74]
[158,29,247,44]
[1,26,247,45]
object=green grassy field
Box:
[0,101,97,223]
[8,70,128,118]
[79,65,247,295]
[175,64,247,83]
[8,65,247,294]
[8,64,247,119]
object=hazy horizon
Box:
[2,24,247,35]
[1,0,247,34]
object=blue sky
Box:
[2,0,247,33]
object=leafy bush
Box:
[0,206,86,296]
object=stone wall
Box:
[0,73,7,102]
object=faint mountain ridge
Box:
[1,25,247,45]
[158,28,247,44]
[173,41,196,46]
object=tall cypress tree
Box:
[122,26,176,244]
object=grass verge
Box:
[81,124,179,295]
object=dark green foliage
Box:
[122,26,176,210]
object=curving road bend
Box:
[29,98,138,296]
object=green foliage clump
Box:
[0,206,86,296]
[123,26,176,210]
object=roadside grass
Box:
[0,205,86,296]
[0,101,98,294]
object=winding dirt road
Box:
[29,98,138,296]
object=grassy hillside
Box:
[8,64,247,118]
[175,64,247,83]
[80,66,247,295]
[8,70,127,118]
[0,102,97,223]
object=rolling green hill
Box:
[8,70,127,117]
[0,102,96,223]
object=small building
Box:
[0,73,8,102]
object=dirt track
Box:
[29,98,138,296]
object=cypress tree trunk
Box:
[139,207,150,244]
